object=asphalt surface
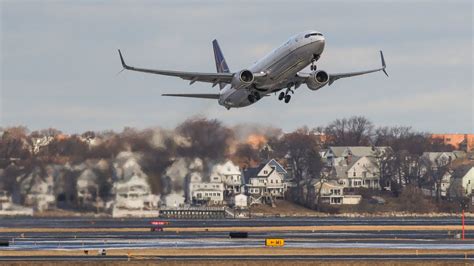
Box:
[1,230,473,241]
[1,217,472,262]
[0,254,472,262]
[0,216,472,228]
[2,230,474,251]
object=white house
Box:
[210,160,242,196]
[243,159,287,204]
[323,146,389,166]
[0,191,34,216]
[312,180,361,205]
[76,169,99,208]
[112,174,159,217]
[190,182,225,205]
[20,168,55,212]
[421,152,459,169]
[448,165,474,198]
[233,194,248,208]
[330,156,380,189]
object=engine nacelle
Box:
[231,69,254,89]
[306,70,329,91]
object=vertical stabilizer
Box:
[212,39,230,90]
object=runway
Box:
[0,217,472,262]
[1,216,471,229]
[0,254,472,262]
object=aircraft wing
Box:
[162,93,220,99]
[297,51,388,86]
[118,50,234,85]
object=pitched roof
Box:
[451,164,474,179]
[329,146,389,158]
[242,159,287,183]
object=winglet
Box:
[118,49,129,69]
[380,50,388,77]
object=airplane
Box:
[118,30,388,109]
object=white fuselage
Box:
[219,31,325,108]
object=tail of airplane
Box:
[212,39,230,90]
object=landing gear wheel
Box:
[278,92,285,101]
[284,95,291,103]
[247,94,256,103]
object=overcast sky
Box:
[1,1,472,134]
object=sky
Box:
[1,1,472,134]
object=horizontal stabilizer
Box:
[162,93,220,99]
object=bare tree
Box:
[325,116,374,146]
[176,118,234,161]
[272,128,323,203]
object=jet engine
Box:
[306,70,329,91]
[231,69,254,89]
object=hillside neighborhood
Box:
[0,117,473,217]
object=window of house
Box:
[271,180,273,183]
[264,170,268,175]
[353,172,356,177]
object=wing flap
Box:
[328,51,388,85]
[295,51,388,86]
[118,49,234,84]
[161,93,220,99]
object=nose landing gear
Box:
[310,54,320,71]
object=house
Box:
[323,146,390,166]
[329,156,380,189]
[111,174,159,217]
[209,160,242,196]
[189,182,225,205]
[20,168,55,211]
[311,180,361,205]
[243,159,287,204]
[0,190,34,216]
[422,171,453,198]
[76,169,99,209]
[233,194,248,208]
[421,152,461,169]
[448,165,474,198]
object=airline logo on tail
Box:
[212,39,230,90]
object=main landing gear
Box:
[278,85,294,103]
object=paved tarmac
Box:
[1,217,472,262]
[0,254,472,262]
[0,216,471,229]
[2,229,473,251]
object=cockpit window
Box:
[304,33,323,38]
